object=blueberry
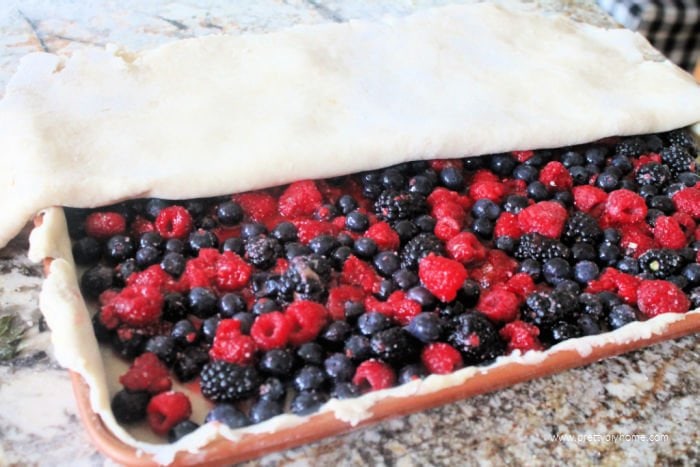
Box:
[503,195,529,214]
[472,217,494,238]
[162,293,188,322]
[145,199,170,220]
[603,228,621,244]
[518,259,542,280]
[409,175,435,196]
[205,404,249,429]
[610,155,633,174]
[291,391,328,415]
[240,222,267,239]
[171,319,198,346]
[200,316,220,343]
[405,312,444,343]
[285,242,312,259]
[573,260,599,284]
[344,334,373,361]
[648,195,674,213]
[221,237,244,255]
[393,220,419,243]
[252,298,280,315]
[331,245,353,267]
[464,156,486,170]
[415,215,437,233]
[608,304,637,329]
[524,151,548,167]
[135,246,160,268]
[111,390,149,424]
[577,315,602,336]
[381,169,405,190]
[542,257,572,285]
[616,257,640,275]
[527,181,549,201]
[638,184,658,199]
[187,287,218,319]
[553,191,573,207]
[345,211,370,232]
[646,209,664,227]
[370,327,419,364]
[392,268,418,290]
[324,353,355,382]
[72,237,102,265]
[679,172,699,187]
[293,365,327,392]
[513,164,539,183]
[549,321,581,343]
[595,170,619,191]
[218,293,246,317]
[232,312,255,334]
[315,203,340,221]
[258,377,286,401]
[598,243,621,266]
[344,301,365,321]
[297,342,325,366]
[490,154,517,176]
[561,150,583,167]
[216,201,243,226]
[320,321,352,349]
[161,252,186,276]
[667,275,688,290]
[271,222,298,243]
[375,279,395,300]
[357,312,392,336]
[168,421,199,442]
[569,166,590,185]
[373,251,401,277]
[199,216,217,230]
[250,399,283,424]
[104,235,134,264]
[585,146,607,166]
[80,265,114,299]
[189,229,218,253]
[309,235,339,256]
[145,335,176,365]
[471,199,501,220]
[397,364,428,384]
[457,279,481,307]
[495,236,516,253]
[406,286,438,310]
[571,243,597,262]
[337,195,358,214]
[353,237,377,259]
[331,382,361,399]
[682,263,700,285]
[440,167,464,190]
[259,349,295,377]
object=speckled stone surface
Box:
[0,1,697,466]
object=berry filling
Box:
[68,128,699,441]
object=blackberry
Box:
[111,390,150,424]
[562,212,602,245]
[447,312,503,364]
[514,233,569,262]
[635,163,671,187]
[245,235,281,270]
[168,421,199,443]
[523,289,578,328]
[72,237,102,265]
[250,399,284,424]
[200,362,261,402]
[638,249,684,278]
[173,346,209,382]
[291,390,328,415]
[400,233,444,269]
[614,137,645,157]
[370,327,420,364]
[374,189,427,222]
[664,128,697,150]
[205,404,250,429]
[661,145,695,176]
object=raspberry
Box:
[637,280,690,317]
[155,206,192,240]
[352,359,396,392]
[431,201,466,225]
[326,285,365,320]
[620,225,655,258]
[234,192,278,223]
[286,301,328,346]
[586,268,640,304]
[84,212,127,239]
[292,219,340,243]
[250,312,292,350]
[672,188,700,219]
[418,254,468,302]
[446,232,487,265]
[653,216,687,250]
[119,352,172,394]
[504,273,536,302]
[215,251,252,291]
[209,319,257,365]
[572,185,608,215]
[341,255,381,293]
[386,291,422,326]
[364,295,395,318]
[518,201,567,239]
[130,216,155,237]
[434,218,462,242]
[632,153,662,171]
[494,212,523,238]
[476,284,520,322]
[427,187,472,210]
[470,249,518,289]
[512,150,534,162]
[539,161,573,191]
[421,342,463,374]
[604,189,647,225]
[278,180,324,218]
[147,391,192,436]
[127,264,180,292]
[111,284,163,327]
[469,179,506,203]
[499,320,543,354]
[364,222,400,251]
[671,212,695,238]
[430,159,463,171]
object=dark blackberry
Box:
[216,201,244,226]
[111,390,150,424]
[250,399,284,424]
[344,334,373,361]
[370,327,420,365]
[324,353,355,382]
[447,312,503,364]
[514,233,569,262]
[664,128,697,150]
[608,304,638,329]
[204,404,250,429]
[614,137,645,157]
[523,289,578,328]
[405,312,444,343]
[635,163,671,187]
[104,235,134,264]
[80,265,114,299]
[168,421,199,443]
[72,237,102,265]
[400,233,444,269]
[200,362,261,402]
[293,365,327,392]
[562,212,602,245]
[397,363,428,384]
[297,342,325,366]
[259,377,286,401]
[173,346,209,382]
[661,145,696,176]
[145,336,176,365]
[638,249,684,278]
[245,235,281,270]
[259,349,295,377]
[331,382,361,399]
[374,190,427,222]
[290,390,328,415]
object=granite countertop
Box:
[0,1,697,465]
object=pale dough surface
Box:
[3,1,700,249]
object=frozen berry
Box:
[421,342,462,374]
[147,391,192,436]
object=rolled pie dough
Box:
[9,0,700,463]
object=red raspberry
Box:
[470,249,518,289]
[637,280,690,318]
[512,150,534,162]
[286,301,328,346]
[278,180,324,218]
[421,342,463,375]
[292,219,340,243]
[364,222,400,251]
[672,188,700,219]
[518,201,567,239]
[632,153,661,170]
[427,187,472,210]
[604,189,647,225]
[112,285,163,327]
[326,285,365,320]
[119,352,172,394]
[505,273,536,302]
[130,216,155,237]
[472,170,500,183]
[234,192,278,223]
[476,284,520,322]
[364,295,394,318]
[671,212,695,238]
[431,201,466,225]
[155,206,192,240]
[209,319,256,364]
[127,264,180,292]
[387,291,422,325]
[469,179,506,203]
[433,217,462,242]
[619,225,655,258]
[352,359,396,392]
[586,268,640,304]
[341,255,381,293]
[147,391,192,436]
[418,254,468,302]
[653,216,687,249]
[499,321,543,354]
[539,161,573,191]
[429,159,463,171]
[446,232,487,265]
[215,251,252,291]
[572,185,608,215]
[84,212,126,239]
[250,312,292,350]
[494,212,523,239]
